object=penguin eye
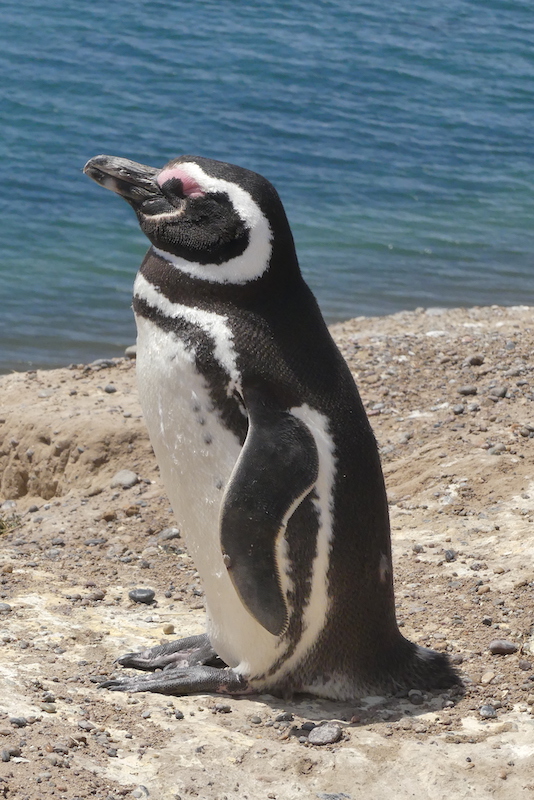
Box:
[161,177,185,201]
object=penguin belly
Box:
[134,315,281,678]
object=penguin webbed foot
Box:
[116,633,225,671]
[100,665,249,696]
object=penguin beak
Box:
[83,155,161,203]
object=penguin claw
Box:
[99,666,249,696]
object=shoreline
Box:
[0,303,533,798]
[2,302,532,378]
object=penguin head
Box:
[84,154,297,285]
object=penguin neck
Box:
[137,246,304,314]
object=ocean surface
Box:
[1,1,533,373]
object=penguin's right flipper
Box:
[101,666,249,696]
[220,385,319,637]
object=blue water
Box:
[1,1,533,373]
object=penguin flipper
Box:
[220,386,319,637]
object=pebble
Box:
[489,639,518,655]
[458,386,477,396]
[174,710,184,720]
[28,504,39,513]
[452,404,464,415]
[316,795,352,800]
[479,705,497,719]
[275,712,294,722]
[213,703,231,714]
[162,623,175,635]
[307,723,342,746]
[132,787,150,799]
[104,384,117,393]
[465,355,484,366]
[110,469,139,489]
[450,654,463,665]
[0,603,12,614]
[125,345,137,359]
[9,717,27,728]
[480,671,495,685]
[129,588,155,605]
[492,386,508,398]
[488,443,506,455]
[408,689,424,705]
[477,585,490,594]
[444,549,456,562]
[518,660,532,671]
[250,716,262,724]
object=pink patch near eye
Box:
[157,167,205,198]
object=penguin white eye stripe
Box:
[152,162,273,285]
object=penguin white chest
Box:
[134,313,281,674]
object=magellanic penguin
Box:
[83,154,460,700]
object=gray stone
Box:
[125,345,137,359]
[489,639,518,655]
[479,704,497,719]
[458,385,477,396]
[308,722,342,745]
[110,470,139,489]
[129,588,155,605]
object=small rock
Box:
[129,588,155,605]
[482,616,493,625]
[488,443,506,455]
[458,386,477,396]
[478,584,490,594]
[275,712,294,722]
[493,566,505,574]
[40,703,57,714]
[412,543,424,553]
[479,704,497,719]
[125,345,137,359]
[316,795,352,800]
[250,716,262,724]
[28,504,39,513]
[1,750,10,763]
[213,703,231,714]
[308,723,342,746]
[489,639,518,655]
[444,549,456,562]
[158,527,181,541]
[408,689,424,705]
[480,671,495,685]
[174,710,184,720]
[492,386,508,398]
[104,384,117,394]
[110,470,139,490]
[9,717,27,728]
[518,660,532,671]
[450,654,463,665]
[132,787,150,799]
[162,623,175,635]
[0,603,12,614]
[465,355,484,366]
[452,404,464,415]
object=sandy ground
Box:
[0,304,533,800]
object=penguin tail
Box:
[391,639,462,692]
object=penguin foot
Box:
[116,633,224,671]
[100,665,249,696]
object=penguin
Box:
[83,154,459,700]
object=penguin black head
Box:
[84,154,298,286]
